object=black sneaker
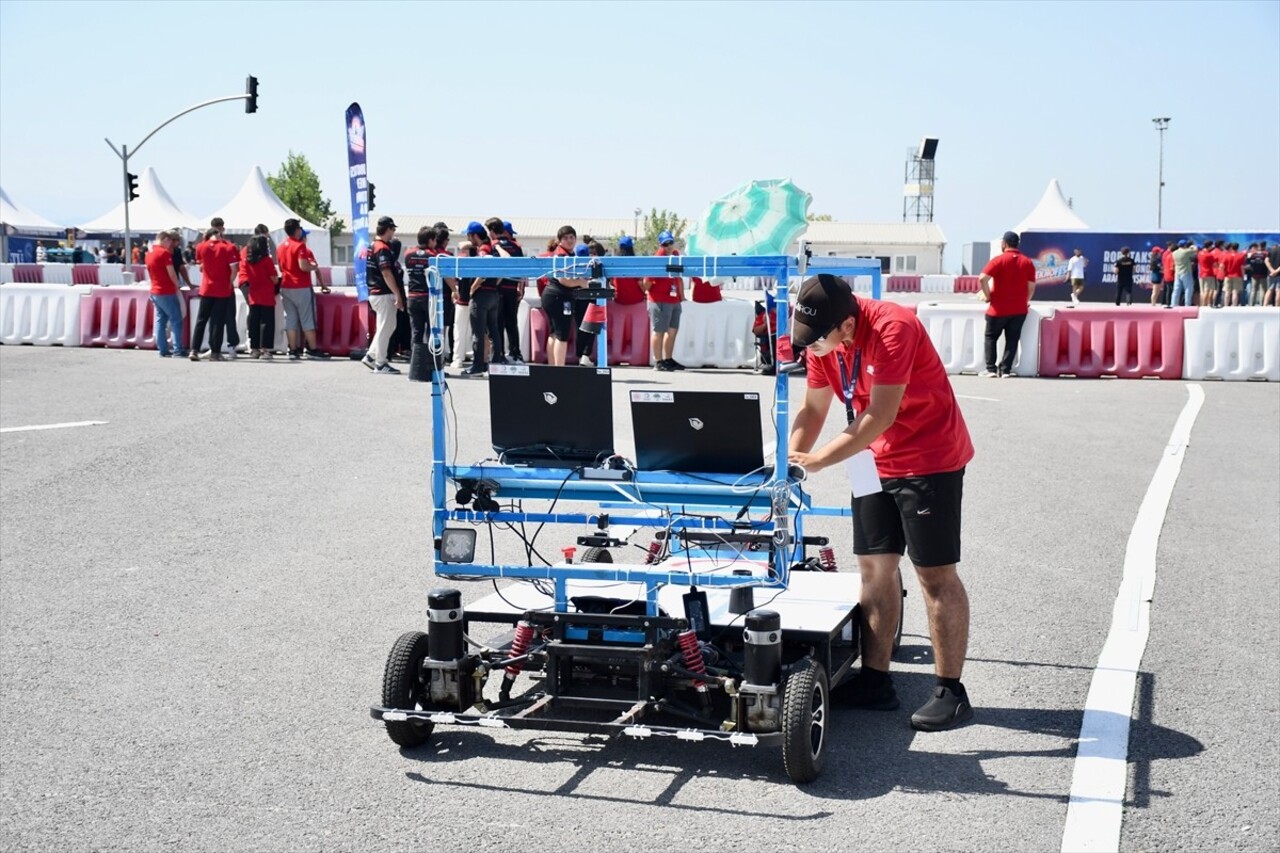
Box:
[830,672,899,710]
[374,362,401,375]
[654,360,673,372]
[462,364,488,377]
[508,353,525,363]
[306,349,331,360]
[910,686,973,731]
[667,359,687,371]
[288,350,302,361]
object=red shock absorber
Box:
[500,621,536,700]
[676,629,707,688]
[644,539,662,565]
[819,546,838,572]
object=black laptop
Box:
[630,390,766,474]
[488,364,614,467]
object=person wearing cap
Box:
[362,216,405,374]
[487,217,526,363]
[977,231,1037,376]
[276,218,330,359]
[643,230,686,371]
[787,274,976,731]
[190,227,240,361]
[459,221,503,376]
[612,236,646,306]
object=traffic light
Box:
[368,182,376,212]
[126,172,139,201]
[245,75,259,114]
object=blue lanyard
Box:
[835,347,862,426]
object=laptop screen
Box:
[488,364,614,467]
[630,390,765,474]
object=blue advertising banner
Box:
[1018,230,1280,302]
[345,103,370,302]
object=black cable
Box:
[526,467,580,563]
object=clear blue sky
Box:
[2,0,1276,268]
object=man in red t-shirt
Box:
[190,228,240,361]
[145,231,184,357]
[1221,241,1246,307]
[276,218,330,360]
[787,274,976,731]
[643,230,685,371]
[978,230,1037,377]
[1197,241,1219,308]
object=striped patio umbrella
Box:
[685,178,812,256]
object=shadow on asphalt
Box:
[399,671,1201,810]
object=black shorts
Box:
[541,284,574,341]
[852,467,964,568]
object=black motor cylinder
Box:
[743,609,782,686]
[427,588,465,661]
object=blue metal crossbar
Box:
[424,253,880,614]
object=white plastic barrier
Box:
[98,265,127,286]
[672,299,756,368]
[0,264,13,284]
[850,276,873,294]
[330,266,348,287]
[517,292,535,362]
[40,263,74,285]
[1183,308,1280,381]
[921,274,954,294]
[0,283,92,346]
[916,302,1055,377]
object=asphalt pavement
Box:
[0,344,1276,852]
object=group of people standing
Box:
[143,217,333,361]
[1149,239,1279,308]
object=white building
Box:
[332,216,946,275]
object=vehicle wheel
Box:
[781,657,828,784]
[892,566,906,656]
[581,547,612,564]
[381,630,435,747]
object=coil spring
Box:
[818,546,838,572]
[506,621,535,677]
[676,629,706,687]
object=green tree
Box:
[807,213,833,222]
[636,208,687,255]
[266,151,345,246]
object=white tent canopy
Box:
[1,185,64,235]
[204,166,330,265]
[1015,179,1090,232]
[79,167,201,236]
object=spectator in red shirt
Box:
[1221,242,1246,307]
[611,236,645,305]
[242,235,279,359]
[238,223,273,303]
[788,274,976,732]
[644,230,685,371]
[1197,242,1219,308]
[145,231,183,358]
[978,230,1037,377]
[276,218,330,360]
[190,228,240,361]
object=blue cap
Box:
[503,220,516,236]
[574,243,590,257]
[464,220,486,235]
[658,230,674,245]
[618,235,634,248]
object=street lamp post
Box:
[1152,117,1171,229]
[104,77,259,261]
[633,207,641,240]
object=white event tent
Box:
[204,166,331,266]
[79,166,201,237]
[2,185,66,262]
[1015,179,1091,232]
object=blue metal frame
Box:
[424,254,882,614]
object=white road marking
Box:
[1060,384,1205,853]
[0,420,108,434]
[956,394,1000,402]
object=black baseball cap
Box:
[790,274,856,349]
[1002,230,1020,247]
[377,216,397,229]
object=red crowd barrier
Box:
[314,291,369,356]
[130,265,148,282]
[886,275,922,293]
[954,275,981,293]
[1038,306,1198,379]
[71,265,99,285]
[12,265,42,283]
[80,286,158,349]
[605,301,651,366]
[315,267,333,288]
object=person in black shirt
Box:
[403,226,441,378]
[1114,246,1135,306]
[461,221,502,377]
[362,216,405,374]
[486,217,525,362]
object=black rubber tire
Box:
[580,547,612,564]
[892,566,906,656]
[781,657,829,784]
[381,630,435,748]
